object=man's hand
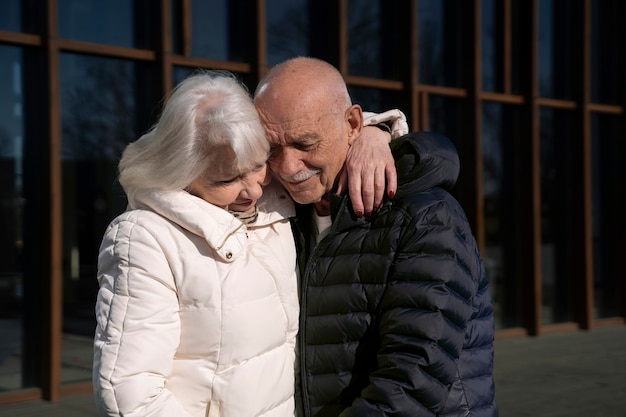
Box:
[338,126,397,217]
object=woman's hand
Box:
[338,126,397,218]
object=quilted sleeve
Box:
[341,196,478,417]
[93,219,193,417]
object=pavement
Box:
[0,325,624,417]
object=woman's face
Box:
[187,144,271,213]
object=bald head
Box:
[254,57,351,118]
[252,57,363,208]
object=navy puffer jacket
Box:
[292,132,498,417]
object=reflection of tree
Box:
[266,2,309,65]
[419,3,444,86]
[347,0,382,78]
[62,60,135,161]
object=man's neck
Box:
[314,194,331,216]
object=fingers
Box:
[349,170,370,217]
[385,162,397,201]
[344,125,398,218]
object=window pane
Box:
[60,53,141,384]
[540,107,576,324]
[591,113,620,318]
[349,87,405,115]
[0,45,26,390]
[188,0,251,61]
[171,0,183,55]
[427,95,462,149]
[173,66,198,85]
[266,0,310,66]
[426,95,467,205]
[510,0,525,95]
[348,0,402,79]
[58,0,151,49]
[538,0,576,100]
[482,103,524,329]
[481,0,500,92]
[173,66,255,96]
[418,0,468,87]
[0,0,21,32]
[591,2,620,105]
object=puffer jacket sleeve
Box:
[341,194,477,417]
[93,217,193,417]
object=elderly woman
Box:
[93,72,299,417]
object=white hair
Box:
[118,71,269,204]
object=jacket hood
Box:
[325,131,460,225]
[391,131,460,193]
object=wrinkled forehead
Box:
[259,110,342,144]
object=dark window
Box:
[0,0,22,32]
[0,44,26,390]
[266,0,310,66]
[540,107,576,324]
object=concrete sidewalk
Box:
[494,325,626,417]
[0,325,625,416]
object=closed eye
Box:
[295,142,316,151]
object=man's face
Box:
[259,110,351,205]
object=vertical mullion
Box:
[338,0,348,74]
[45,0,62,401]
[578,0,594,328]
[182,0,191,57]
[473,0,485,249]
[503,0,512,93]
[519,0,542,335]
[420,92,429,130]
[412,0,421,130]
[161,0,173,94]
[257,0,267,78]
[529,0,542,335]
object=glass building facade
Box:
[0,0,624,404]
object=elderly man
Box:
[254,57,498,417]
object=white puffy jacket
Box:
[93,180,298,417]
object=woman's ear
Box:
[346,104,363,145]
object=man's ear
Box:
[346,104,363,145]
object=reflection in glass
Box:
[349,87,403,115]
[173,67,255,98]
[482,103,523,329]
[539,107,575,324]
[481,0,525,95]
[418,0,466,87]
[427,95,461,150]
[0,45,25,391]
[347,0,384,78]
[58,0,145,48]
[266,0,309,67]
[60,53,139,384]
[481,0,500,92]
[0,0,21,32]
[591,1,620,105]
[171,0,183,55]
[174,66,198,86]
[509,0,524,95]
[427,95,471,206]
[538,0,575,100]
[191,0,228,60]
[591,114,620,318]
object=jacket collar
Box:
[128,180,295,263]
